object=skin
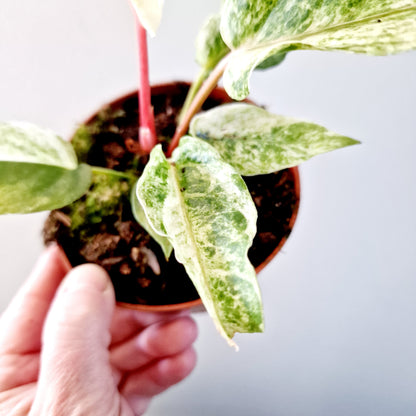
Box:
[0,244,198,415]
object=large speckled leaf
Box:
[0,122,78,168]
[196,14,230,70]
[0,122,92,214]
[135,139,263,346]
[131,183,173,260]
[220,0,416,99]
[190,103,359,176]
[129,0,164,36]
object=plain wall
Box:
[1,1,415,415]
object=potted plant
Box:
[1,0,415,348]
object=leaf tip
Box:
[342,136,361,148]
[223,330,239,351]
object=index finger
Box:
[0,244,71,354]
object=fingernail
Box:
[30,244,61,278]
[47,243,72,273]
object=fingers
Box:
[111,314,198,415]
[120,347,197,405]
[31,264,119,415]
[0,383,36,416]
[0,351,40,391]
[111,316,198,372]
[110,307,189,346]
[0,244,71,355]
[119,349,197,416]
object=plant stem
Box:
[90,166,137,181]
[136,19,157,154]
[178,67,210,125]
[167,54,230,157]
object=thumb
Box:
[31,264,119,415]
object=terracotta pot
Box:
[52,82,301,313]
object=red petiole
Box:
[135,17,229,157]
[136,19,157,154]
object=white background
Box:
[1,1,416,415]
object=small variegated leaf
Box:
[0,122,92,214]
[255,51,287,70]
[220,0,416,99]
[129,0,164,36]
[136,138,263,346]
[189,103,359,176]
[130,183,173,260]
[134,145,171,236]
[195,14,230,70]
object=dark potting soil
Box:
[43,82,300,306]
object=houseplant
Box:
[1,0,415,348]
[42,81,302,316]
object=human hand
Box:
[0,244,198,415]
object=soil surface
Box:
[44,82,300,306]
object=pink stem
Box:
[167,55,229,157]
[137,20,157,154]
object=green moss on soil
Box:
[68,173,133,235]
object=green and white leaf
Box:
[255,50,287,70]
[190,103,359,176]
[129,0,164,36]
[0,121,79,168]
[196,14,230,70]
[180,14,231,124]
[220,0,416,99]
[135,138,263,346]
[131,183,173,260]
[0,122,92,214]
[134,145,171,236]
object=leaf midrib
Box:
[170,163,223,322]
[234,5,416,54]
[0,160,78,170]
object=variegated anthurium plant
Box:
[1,0,416,347]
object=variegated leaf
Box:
[190,103,359,176]
[135,139,263,346]
[129,0,164,36]
[220,0,416,99]
[0,121,78,168]
[255,50,287,70]
[134,145,171,236]
[130,183,173,259]
[196,14,230,70]
[0,122,91,214]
